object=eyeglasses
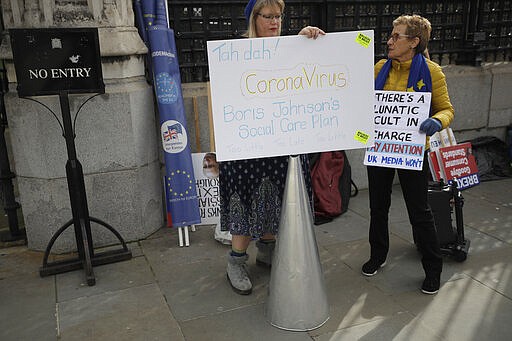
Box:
[388,33,413,42]
[257,13,284,22]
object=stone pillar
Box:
[0,0,163,252]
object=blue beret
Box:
[244,0,257,21]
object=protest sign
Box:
[207,31,375,161]
[192,153,221,224]
[364,90,430,170]
[436,142,480,190]
[428,150,443,181]
[428,127,457,181]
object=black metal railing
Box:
[165,0,512,83]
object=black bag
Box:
[310,151,358,225]
[426,181,470,262]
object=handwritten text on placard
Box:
[207,31,375,161]
[364,90,431,170]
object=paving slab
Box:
[314,211,370,246]
[342,189,370,219]
[179,303,313,341]
[326,236,432,294]
[58,283,183,341]
[313,311,443,341]
[457,245,512,298]
[156,257,270,321]
[140,225,228,268]
[56,255,155,301]
[0,273,56,341]
[311,249,407,336]
[394,276,512,340]
[0,245,43,278]
[458,190,512,242]
[463,179,512,207]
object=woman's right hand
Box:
[298,26,325,39]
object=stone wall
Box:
[0,0,163,252]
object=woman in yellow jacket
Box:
[362,14,455,295]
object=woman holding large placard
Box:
[362,15,454,295]
[221,0,325,295]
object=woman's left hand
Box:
[298,26,325,39]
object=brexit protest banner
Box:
[427,127,457,181]
[141,0,201,227]
[428,150,443,181]
[192,153,221,225]
[364,90,431,170]
[207,31,375,161]
[436,142,480,190]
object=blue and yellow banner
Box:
[137,0,201,227]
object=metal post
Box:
[59,92,96,284]
[39,93,132,285]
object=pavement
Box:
[1,177,511,341]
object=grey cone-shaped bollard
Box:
[266,155,329,331]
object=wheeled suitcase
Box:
[427,180,470,262]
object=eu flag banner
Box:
[133,0,148,44]
[141,0,201,227]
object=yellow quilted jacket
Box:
[375,58,455,147]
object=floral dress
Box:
[219,155,312,237]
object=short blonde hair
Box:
[393,15,432,55]
[245,0,285,38]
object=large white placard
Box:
[207,31,375,161]
[364,90,431,170]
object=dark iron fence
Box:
[167,0,512,83]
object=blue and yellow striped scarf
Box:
[375,53,432,93]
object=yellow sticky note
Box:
[355,33,371,48]
[355,130,370,144]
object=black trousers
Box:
[367,154,442,276]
